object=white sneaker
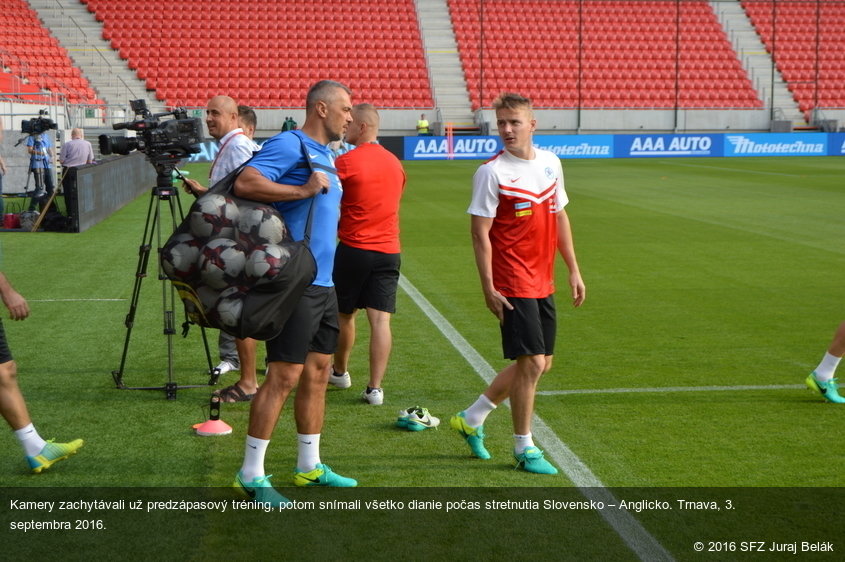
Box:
[406,407,440,430]
[328,370,351,389]
[215,361,237,375]
[361,387,384,405]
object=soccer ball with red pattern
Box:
[236,205,288,247]
[161,233,203,280]
[244,244,291,284]
[190,193,239,240]
[198,238,247,289]
[212,286,246,329]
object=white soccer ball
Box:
[244,243,291,284]
[161,233,202,280]
[213,286,245,329]
[237,205,288,247]
[190,193,239,240]
[198,238,246,289]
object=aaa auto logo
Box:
[629,135,713,156]
[412,137,499,158]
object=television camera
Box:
[20,109,58,136]
[99,99,202,177]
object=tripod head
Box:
[151,155,183,191]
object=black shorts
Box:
[0,319,12,364]
[500,296,557,360]
[333,242,401,314]
[265,285,339,364]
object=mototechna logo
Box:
[532,134,612,158]
[726,134,825,156]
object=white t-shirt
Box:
[209,128,259,185]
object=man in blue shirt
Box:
[26,133,55,211]
[232,80,355,505]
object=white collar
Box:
[218,128,244,144]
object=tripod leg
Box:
[201,326,218,385]
[113,181,218,397]
[112,191,159,388]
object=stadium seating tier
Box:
[741,0,845,119]
[0,0,100,104]
[450,0,763,110]
[4,0,841,115]
[86,0,434,108]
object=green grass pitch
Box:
[1,155,843,559]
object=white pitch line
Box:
[538,384,802,396]
[664,161,806,177]
[399,275,674,562]
[29,298,126,302]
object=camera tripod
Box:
[111,158,218,399]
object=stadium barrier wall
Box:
[182,133,844,165]
[401,132,845,161]
[73,152,156,232]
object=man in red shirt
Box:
[329,104,406,406]
[453,92,586,474]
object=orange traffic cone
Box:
[193,394,233,436]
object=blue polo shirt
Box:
[26,134,52,169]
[245,130,341,287]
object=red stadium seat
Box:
[451,0,762,109]
[0,0,98,103]
[82,0,433,108]
[742,0,845,112]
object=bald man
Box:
[58,128,94,230]
[183,95,260,402]
[329,104,406,406]
[184,95,257,195]
[59,128,94,169]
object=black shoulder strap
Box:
[210,132,325,247]
[297,133,323,247]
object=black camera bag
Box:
[163,134,318,340]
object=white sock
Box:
[296,433,321,472]
[514,433,535,455]
[240,435,270,482]
[15,424,47,457]
[463,394,497,427]
[814,352,842,382]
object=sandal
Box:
[213,383,256,403]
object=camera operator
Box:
[183,96,261,402]
[0,118,5,218]
[0,150,7,218]
[25,131,56,212]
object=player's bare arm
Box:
[0,273,30,321]
[234,166,326,202]
[556,210,586,308]
[471,215,513,321]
